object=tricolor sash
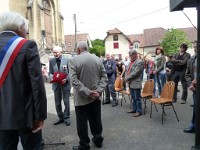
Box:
[0,36,27,88]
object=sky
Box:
[60,0,197,40]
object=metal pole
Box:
[192,1,200,150]
[73,14,77,52]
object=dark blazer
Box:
[171,52,191,72]
[49,55,71,91]
[185,55,196,87]
[0,31,47,130]
[103,59,116,84]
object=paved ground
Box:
[19,80,195,150]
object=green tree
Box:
[89,39,105,57]
[160,28,191,56]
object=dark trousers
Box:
[105,84,117,103]
[104,84,111,102]
[75,100,103,150]
[54,86,70,122]
[0,129,42,150]
[191,92,196,128]
[172,71,188,101]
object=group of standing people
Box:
[0,11,197,150]
[0,11,108,150]
[145,43,197,134]
[145,44,191,105]
[103,50,144,117]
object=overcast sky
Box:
[60,0,197,40]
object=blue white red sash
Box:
[0,36,27,88]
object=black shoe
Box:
[53,119,64,125]
[183,127,195,133]
[64,121,71,126]
[72,145,90,150]
[103,101,111,104]
[41,139,45,148]
[94,142,102,148]
[112,103,118,107]
[72,145,79,150]
[92,137,103,148]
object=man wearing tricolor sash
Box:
[0,12,47,150]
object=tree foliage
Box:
[89,39,105,57]
[160,28,191,56]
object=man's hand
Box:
[89,90,100,100]
[166,68,171,73]
[32,120,44,133]
[153,70,157,74]
[62,79,67,84]
[188,84,195,91]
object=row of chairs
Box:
[114,77,179,124]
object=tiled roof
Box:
[104,27,197,47]
[143,27,167,47]
[135,27,196,47]
[106,28,122,34]
[178,27,197,42]
[127,34,144,47]
[65,33,90,52]
[105,27,197,48]
[105,28,131,43]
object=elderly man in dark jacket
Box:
[103,53,117,107]
[0,12,47,150]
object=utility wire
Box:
[81,0,137,22]
[181,10,197,30]
[86,6,168,32]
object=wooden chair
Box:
[141,79,155,115]
[114,77,131,108]
[150,81,179,124]
[114,76,124,100]
[119,90,132,109]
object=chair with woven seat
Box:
[150,81,179,124]
[141,79,155,115]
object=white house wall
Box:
[105,34,130,60]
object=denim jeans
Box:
[154,73,166,95]
[130,88,142,113]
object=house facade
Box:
[105,27,197,60]
[104,28,132,60]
